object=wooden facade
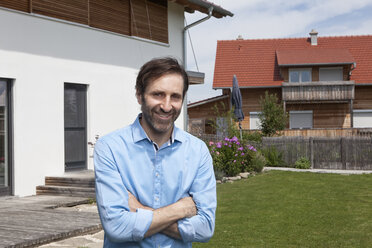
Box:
[188,85,372,133]
[0,0,168,43]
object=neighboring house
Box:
[0,0,232,197]
[189,30,372,134]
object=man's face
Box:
[137,73,184,136]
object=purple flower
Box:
[238,147,244,151]
[236,142,240,145]
[231,136,238,142]
[224,137,230,142]
[216,151,220,155]
[235,154,238,157]
[209,141,214,146]
[228,145,231,147]
[224,143,228,146]
[241,153,245,156]
[233,160,236,163]
[248,146,257,152]
[216,142,222,148]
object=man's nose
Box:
[160,97,172,112]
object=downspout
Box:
[183,6,214,131]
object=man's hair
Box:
[136,57,189,98]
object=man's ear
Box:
[136,92,142,105]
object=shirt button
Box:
[155,172,159,177]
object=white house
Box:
[0,0,232,197]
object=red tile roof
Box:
[276,48,355,66]
[213,35,372,88]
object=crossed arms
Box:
[127,192,196,239]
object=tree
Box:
[258,91,287,137]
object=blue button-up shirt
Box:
[94,116,216,247]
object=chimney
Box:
[236,35,243,40]
[309,29,318,46]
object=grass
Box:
[194,171,372,248]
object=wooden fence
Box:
[262,137,372,170]
[196,134,372,170]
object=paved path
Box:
[0,195,101,248]
[263,167,372,174]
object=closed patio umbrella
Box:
[231,75,244,139]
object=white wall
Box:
[0,2,185,196]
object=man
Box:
[94,57,216,247]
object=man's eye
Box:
[172,95,182,100]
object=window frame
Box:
[289,68,312,83]
[289,110,313,129]
[319,67,343,81]
[249,111,261,130]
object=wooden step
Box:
[45,176,95,188]
[36,185,96,198]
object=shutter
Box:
[131,0,168,43]
[32,0,88,25]
[0,0,30,13]
[147,1,167,43]
[89,0,130,36]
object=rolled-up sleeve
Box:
[94,139,153,243]
[178,144,217,242]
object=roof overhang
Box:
[188,95,229,108]
[173,0,233,18]
[276,48,355,67]
[187,70,205,85]
[213,85,282,90]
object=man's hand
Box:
[127,191,197,239]
[177,197,197,218]
[128,191,153,211]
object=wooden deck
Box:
[0,195,101,248]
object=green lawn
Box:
[194,171,372,248]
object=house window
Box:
[64,83,87,171]
[319,67,343,81]
[289,110,313,129]
[0,79,12,196]
[353,110,372,128]
[289,69,311,83]
[249,112,261,130]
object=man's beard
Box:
[141,98,181,135]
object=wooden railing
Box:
[282,81,354,102]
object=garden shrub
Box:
[295,156,311,169]
[247,151,266,172]
[262,146,286,167]
[209,136,258,176]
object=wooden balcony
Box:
[282,81,354,102]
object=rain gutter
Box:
[183,6,214,69]
[182,6,213,131]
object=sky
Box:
[185,0,372,103]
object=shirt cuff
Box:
[132,208,153,241]
[177,218,195,242]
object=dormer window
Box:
[289,69,311,83]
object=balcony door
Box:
[0,79,12,196]
[64,83,87,171]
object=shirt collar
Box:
[131,113,185,144]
